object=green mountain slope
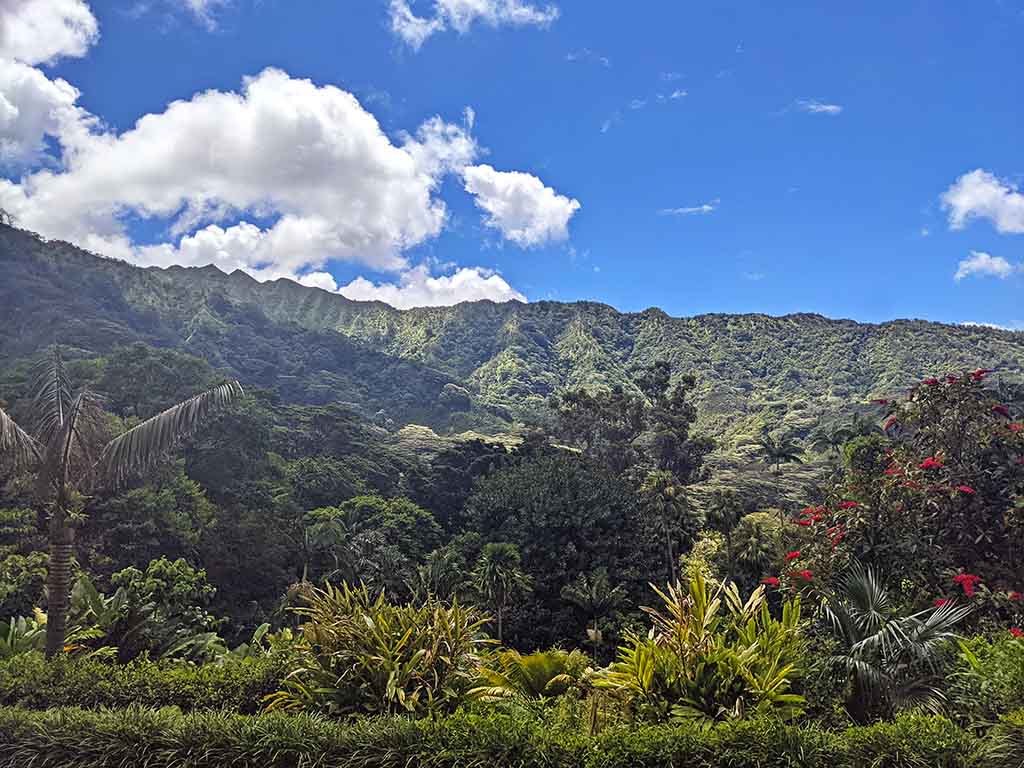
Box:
[3,223,1023,449]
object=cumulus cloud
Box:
[388,0,558,49]
[462,164,580,247]
[659,198,719,216]
[1,68,482,276]
[0,59,93,166]
[942,169,1024,234]
[0,0,98,65]
[796,98,843,115]
[954,250,1017,281]
[308,264,526,308]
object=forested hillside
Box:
[4,223,1023,448]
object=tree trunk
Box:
[496,606,503,644]
[45,514,74,657]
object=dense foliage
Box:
[3,226,1024,762]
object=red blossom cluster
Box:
[785,550,801,562]
[957,485,976,495]
[1010,423,1023,433]
[953,573,983,597]
[993,404,1011,419]
[871,398,891,405]
[919,456,944,470]
[761,577,780,587]
[923,378,940,386]
[1010,592,1023,602]
[971,368,994,381]
[787,569,813,582]
[934,598,950,608]
[1011,628,1024,639]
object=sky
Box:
[1,0,1022,327]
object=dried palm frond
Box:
[0,407,41,473]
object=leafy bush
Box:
[980,709,1024,768]
[596,571,805,725]
[948,635,1024,726]
[266,583,490,717]
[837,713,976,768]
[0,652,287,713]
[0,706,988,768]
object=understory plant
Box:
[597,570,804,726]
[265,582,490,717]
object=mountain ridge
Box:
[3,223,1024,449]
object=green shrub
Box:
[837,713,975,768]
[0,706,991,768]
[979,709,1024,768]
[948,635,1024,726]
[0,652,286,713]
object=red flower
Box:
[884,466,902,477]
[923,378,940,386]
[957,485,976,495]
[883,416,900,432]
[794,519,813,527]
[797,569,813,581]
[831,531,846,549]
[1011,628,1024,639]
[1009,592,1023,602]
[919,457,944,470]
[761,577,780,587]
[901,480,921,489]
[785,550,801,562]
[1010,423,1023,433]
[947,374,959,384]
[837,500,859,509]
[953,573,983,597]
[993,405,1012,419]
[871,398,891,405]
[934,598,950,608]
[971,369,994,382]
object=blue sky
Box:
[2,0,1022,326]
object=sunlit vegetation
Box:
[3,228,1024,764]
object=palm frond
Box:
[30,347,75,446]
[0,406,41,472]
[34,389,107,496]
[97,380,243,489]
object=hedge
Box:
[0,707,988,768]
[0,652,287,713]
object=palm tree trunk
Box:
[496,606,503,644]
[45,512,74,657]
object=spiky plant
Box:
[819,561,971,723]
[471,648,589,702]
[0,347,242,656]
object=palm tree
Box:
[0,348,242,656]
[472,542,532,644]
[561,567,627,660]
[819,561,971,723]
[407,547,468,603]
[810,423,854,459]
[755,431,804,474]
[705,489,744,581]
[640,470,701,582]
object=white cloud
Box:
[669,89,687,99]
[959,321,1020,332]
[629,98,646,110]
[796,98,843,115]
[389,0,558,49]
[462,163,580,247]
[660,71,682,81]
[566,48,610,67]
[0,0,98,65]
[954,250,1016,281]
[0,59,93,166]
[1,68,483,277]
[178,0,228,28]
[942,169,1024,234]
[336,264,526,308]
[659,197,720,216]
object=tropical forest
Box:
[0,225,1023,767]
